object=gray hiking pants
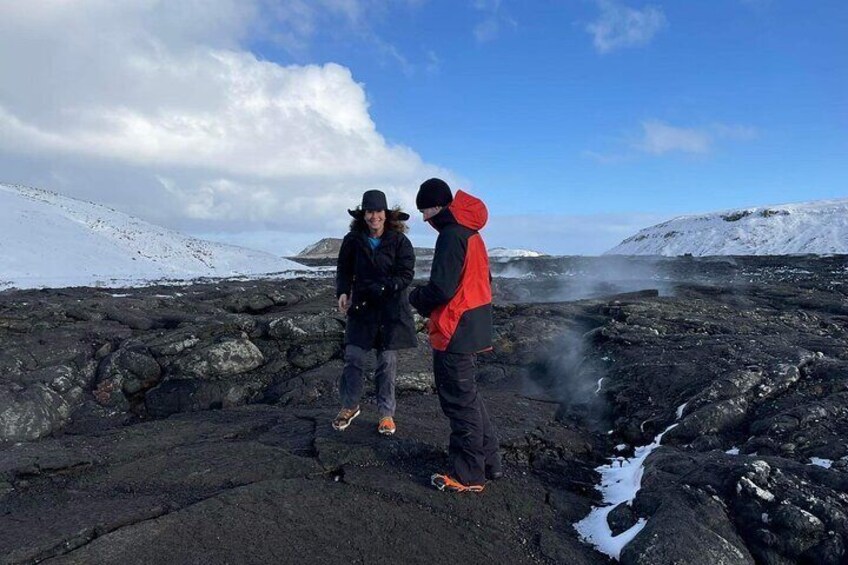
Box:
[339,345,397,417]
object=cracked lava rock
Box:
[1,255,847,564]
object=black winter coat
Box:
[336,229,417,351]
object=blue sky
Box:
[255,1,847,216]
[0,1,845,254]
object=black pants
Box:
[433,350,500,485]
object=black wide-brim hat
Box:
[348,189,409,220]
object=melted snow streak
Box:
[574,423,679,560]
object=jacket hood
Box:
[447,190,488,231]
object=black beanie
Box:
[416,178,453,210]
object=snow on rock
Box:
[574,423,678,560]
[0,183,310,290]
[809,457,833,469]
[605,198,848,256]
[487,247,544,259]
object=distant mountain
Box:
[606,198,848,256]
[488,247,545,259]
[297,238,343,258]
[0,183,309,290]
[297,237,434,261]
[297,240,546,263]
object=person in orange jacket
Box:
[409,178,502,493]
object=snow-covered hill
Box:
[605,198,848,256]
[0,183,309,290]
[297,238,343,258]
[488,247,544,259]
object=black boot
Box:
[485,453,503,480]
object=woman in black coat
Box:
[333,190,417,435]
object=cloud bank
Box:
[0,0,444,248]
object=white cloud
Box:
[472,0,516,44]
[587,1,667,54]
[635,121,712,155]
[633,120,758,155]
[0,0,445,237]
[261,1,419,74]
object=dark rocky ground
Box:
[1,256,847,564]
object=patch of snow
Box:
[574,423,679,560]
[605,198,848,256]
[737,477,775,502]
[0,183,312,290]
[614,444,628,452]
[596,378,605,394]
[488,247,544,259]
[726,447,740,455]
[675,402,688,420]
[809,457,833,469]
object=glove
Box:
[365,280,395,300]
[409,286,431,317]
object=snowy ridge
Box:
[297,238,342,258]
[488,247,544,259]
[0,183,310,290]
[605,198,848,256]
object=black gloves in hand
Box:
[409,285,431,317]
[364,282,384,299]
[365,279,396,300]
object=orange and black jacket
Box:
[409,190,493,353]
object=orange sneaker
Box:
[332,406,360,431]
[378,416,396,436]
[430,473,484,493]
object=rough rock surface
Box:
[1,255,847,564]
